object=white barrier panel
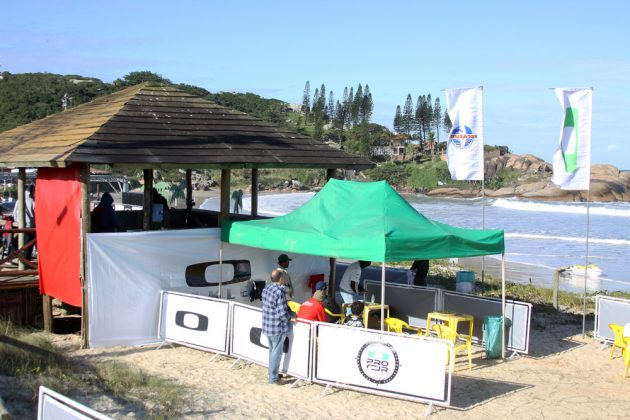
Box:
[38,386,111,420]
[443,291,532,354]
[595,296,630,342]
[364,280,439,329]
[314,323,451,405]
[158,291,230,354]
[230,303,311,379]
[87,228,329,348]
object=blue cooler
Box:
[455,271,475,293]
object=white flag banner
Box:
[552,88,593,190]
[445,87,484,180]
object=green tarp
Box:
[221,179,504,262]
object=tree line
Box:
[299,81,455,160]
[393,94,452,156]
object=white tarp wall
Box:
[314,323,452,405]
[38,386,111,420]
[87,228,329,348]
[595,295,630,342]
[230,302,312,379]
[158,292,230,354]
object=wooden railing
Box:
[0,227,38,277]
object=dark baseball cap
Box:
[315,280,327,291]
[278,254,292,263]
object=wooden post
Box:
[79,163,91,348]
[219,169,231,227]
[186,169,193,212]
[553,269,560,310]
[251,168,258,219]
[42,294,53,333]
[143,169,153,230]
[326,168,336,292]
[16,169,25,271]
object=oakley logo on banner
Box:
[174,311,209,331]
[449,125,477,149]
[185,259,252,287]
[356,341,400,384]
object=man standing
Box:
[338,260,371,312]
[262,269,290,385]
[276,254,294,298]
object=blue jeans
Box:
[266,333,286,383]
[339,290,355,315]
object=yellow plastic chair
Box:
[324,308,345,324]
[609,323,626,360]
[608,324,630,378]
[384,317,420,334]
[432,323,472,371]
[287,300,301,314]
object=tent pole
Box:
[219,169,231,227]
[219,241,223,299]
[251,168,258,219]
[501,252,506,359]
[142,169,152,230]
[80,164,91,349]
[326,168,337,296]
[380,263,386,331]
[185,169,193,213]
[582,189,591,336]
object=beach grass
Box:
[0,318,184,418]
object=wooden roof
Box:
[0,83,374,170]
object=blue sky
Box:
[2,0,629,168]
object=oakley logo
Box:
[175,311,209,331]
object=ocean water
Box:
[201,192,630,293]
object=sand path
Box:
[48,309,630,419]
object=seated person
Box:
[310,280,342,323]
[344,301,365,328]
[296,286,327,322]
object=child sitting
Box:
[344,301,365,328]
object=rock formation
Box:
[430,152,630,202]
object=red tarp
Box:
[36,165,82,307]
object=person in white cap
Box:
[277,254,294,298]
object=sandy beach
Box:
[40,309,630,419]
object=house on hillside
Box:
[371,135,416,161]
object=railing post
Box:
[17,169,25,271]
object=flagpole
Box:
[481,178,486,295]
[582,189,591,336]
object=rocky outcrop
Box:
[431,153,630,202]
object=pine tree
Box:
[302,81,311,125]
[345,87,354,128]
[423,94,433,144]
[401,94,415,144]
[393,105,402,133]
[443,111,453,154]
[415,95,426,145]
[433,97,442,143]
[360,84,373,125]
[351,84,363,126]
[312,84,326,140]
[327,91,335,120]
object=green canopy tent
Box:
[221,179,508,356]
